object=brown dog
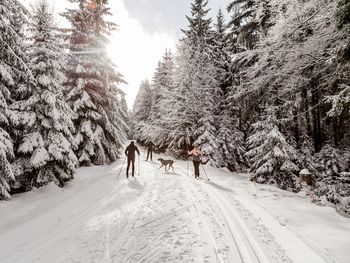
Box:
[157,158,175,172]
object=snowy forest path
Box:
[177,165,289,263]
[0,148,344,263]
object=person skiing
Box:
[145,141,155,161]
[125,141,140,178]
[188,144,201,178]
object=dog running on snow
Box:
[157,158,175,173]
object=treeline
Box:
[0,0,128,199]
[131,0,350,215]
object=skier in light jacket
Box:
[188,144,201,178]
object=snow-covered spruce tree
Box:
[132,50,175,148]
[314,145,344,179]
[165,42,195,157]
[181,0,212,48]
[210,8,250,171]
[166,39,219,160]
[0,0,33,199]
[62,0,127,165]
[2,1,33,102]
[148,49,176,151]
[313,145,350,214]
[132,79,153,123]
[192,53,221,165]
[246,111,300,190]
[132,80,153,143]
[337,172,350,215]
[212,9,231,95]
[10,0,78,188]
[166,0,221,161]
[226,0,271,51]
[120,93,130,134]
[224,0,273,136]
[216,104,249,172]
[0,128,14,199]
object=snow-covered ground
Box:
[1,148,349,263]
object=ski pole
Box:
[200,163,210,181]
[138,154,141,176]
[116,156,127,179]
[186,142,190,177]
[187,158,189,177]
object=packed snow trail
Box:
[0,149,349,263]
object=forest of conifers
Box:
[1,0,128,199]
[131,0,350,215]
[1,0,349,215]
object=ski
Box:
[196,176,210,181]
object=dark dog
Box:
[157,158,175,172]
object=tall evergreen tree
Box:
[132,80,153,142]
[212,9,231,95]
[182,0,212,49]
[148,49,175,149]
[211,8,249,171]
[119,92,130,134]
[0,0,32,199]
[314,145,350,215]
[150,50,175,121]
[246,111,299,190]
[132,80,153,123]
[163,0,220,159]
[62,0,126,165]
[227,0,271,51]
[167,39,219,159]
[216,105,249,171]
[10,0,78,188]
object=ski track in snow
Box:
[0,149,346,263]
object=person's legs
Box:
[150,150,153,161]
[193,161,200,177]
[126,158,131,177]
[131,158,135,176]
[146,150,150,161]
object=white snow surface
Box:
[0,148,349,263]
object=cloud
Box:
[122,0,190,36]
[122,0,231,37]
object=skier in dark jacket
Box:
[125,141,140,178]
[145,141,155,161]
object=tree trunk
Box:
[293,108,300,148]
[310,78,322,152]
[301,87,312,136]
[332,119,339,147]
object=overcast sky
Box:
[20,0,231,108]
